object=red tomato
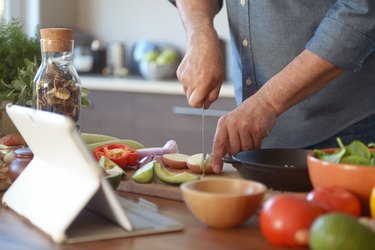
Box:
[259,194,324,247]
[306,187,362,217]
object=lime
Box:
[132,161,155,183]
[309,213,375,250]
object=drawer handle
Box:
[172,106,229,117]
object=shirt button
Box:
[242,39,248,47]
[245,78,252,86]
[240,0,246,6]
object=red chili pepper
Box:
[93,144,138,168]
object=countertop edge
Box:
[80,76,235,98]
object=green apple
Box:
[156,49,179,65]
[143,51,159,62]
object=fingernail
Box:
[213,165,221,174]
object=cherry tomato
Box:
[307,187,362,217]
[259,194,324,247]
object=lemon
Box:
[370,187,375,219]
[309,213,375,250]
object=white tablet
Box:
[3,104,183,244]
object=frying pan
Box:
[223,149,313,192]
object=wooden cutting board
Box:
[117,164,241,201]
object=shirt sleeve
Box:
[167,0,223,10]
[306,0,375,71]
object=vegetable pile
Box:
[82,133,204,188]
[314,138,375,166]
[259,187,375,249]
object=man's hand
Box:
[211,50,344,173]
[177,31,224,108]
[212,94,278,173]
[175,0,224,108]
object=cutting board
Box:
[117,164,241,201]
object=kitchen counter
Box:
[0,190,308,250]
[80,76,235,98]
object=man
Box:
[171,0,375,173]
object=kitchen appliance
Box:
[223,149,313,192]
[106,42,126,77]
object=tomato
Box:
[370,187,375,219]
[307,187,362,217]
[259,194,324,247]
[93,144,138,168]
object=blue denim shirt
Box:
[225,0,375,148]
[170,0,375,148]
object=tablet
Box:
[3,104,183,243]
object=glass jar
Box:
[33,28,81,130]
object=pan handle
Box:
[222,156,240,164]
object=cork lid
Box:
[40,28,73,52]
[40,28,73,40]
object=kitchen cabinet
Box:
[80,88,236,155]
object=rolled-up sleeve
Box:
[306,0,375,71]
[168,0,223,10]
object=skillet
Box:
[223,149,313,192]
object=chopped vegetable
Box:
[136,140,179,159]
[98,156,126,189]
[94,144,138,168]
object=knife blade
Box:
[201,103,206,176]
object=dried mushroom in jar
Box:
[36,61,80,122]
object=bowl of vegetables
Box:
[307,138,375,214]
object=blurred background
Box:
[0,0,232,81]
[0,0,236,153]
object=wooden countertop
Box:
[0,191,308,250]
[80,76,235,98]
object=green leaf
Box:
[347,140,372,160]
[319,148,346,163]
[341,155,372,166]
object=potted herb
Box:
[0,20,89,135]
[0,20,41,106]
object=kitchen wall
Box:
[9,0,232,79]
[75,0,230,51]
[74,0,232,79]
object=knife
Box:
[201,103,206,176]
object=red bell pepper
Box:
[93,144,138,168]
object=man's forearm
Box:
[255,49,344,116]
[175,0,221,39]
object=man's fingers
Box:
[212,120,228,174]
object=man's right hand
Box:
[177,31,224,108]
[175,0,224,108]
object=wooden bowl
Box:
[180,178,266,229]
[307,149,375,215]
